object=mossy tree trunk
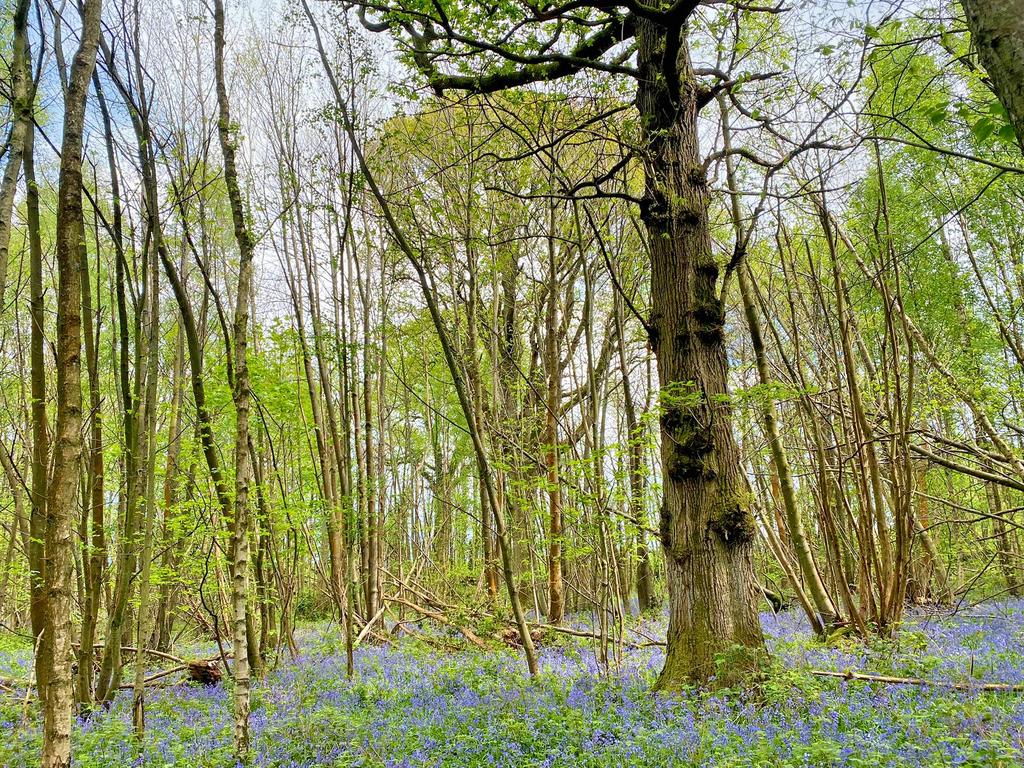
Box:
[636,19,766,690]
[962,0,1024,152]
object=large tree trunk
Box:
[636,21,765,689]
[962,0,1024,152]
[43,1,102,764]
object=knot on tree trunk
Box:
[673,200,703,226]
[687,163,707,188]
[659,502,672,551]
[693,298,724,345]
[639,188,669,228]
[709,494,756,547]
[647,311,662,352]
[661,401,716,482]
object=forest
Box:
[2,0,1024,765]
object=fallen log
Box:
[1,655,226,696]
[500,625,544,648]
[186,659,223,685]
[117,665,188,690]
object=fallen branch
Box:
[117,664,188,689]
[355,603,388,649]
[1,655,226,697]
[72,642,185,666]
[386,596,487,649]
[382,568,465,615]
[528,623,662,649]
[809,668,1024,692]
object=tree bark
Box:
[213,0,257,756]
[0,0,33,308]
[636,20,765,689]
[21,0,48,685]
[76,209,105,709]
[154,320,186,652]
[544,201,565,625]
[43,1,102,764]
[962,0,1024,152]
[132,235,160,736]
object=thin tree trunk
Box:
[615,291,655,612]
[76,208,105,709]
[737,264,838,628]
[213,0,257,756]
[132,235,160,737]
[302,1,539,674]
[43,2,102,764]
[0,0,33,308]
[544,201,565,625]
[154,318,186,651]
[22,0,48,692]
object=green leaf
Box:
[972,117,995,143]
[998,123,1019,144]
[926,102,949,125]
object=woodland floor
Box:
[2,603,1024,767]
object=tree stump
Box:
[187,660,222,686]
[500,626,544,648]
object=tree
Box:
[348,0,767,686]
[961,0,1024,152]
[43,0,102,764]
[301,0,543,675]
[0,0,33,307]
[213,0,258,756]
